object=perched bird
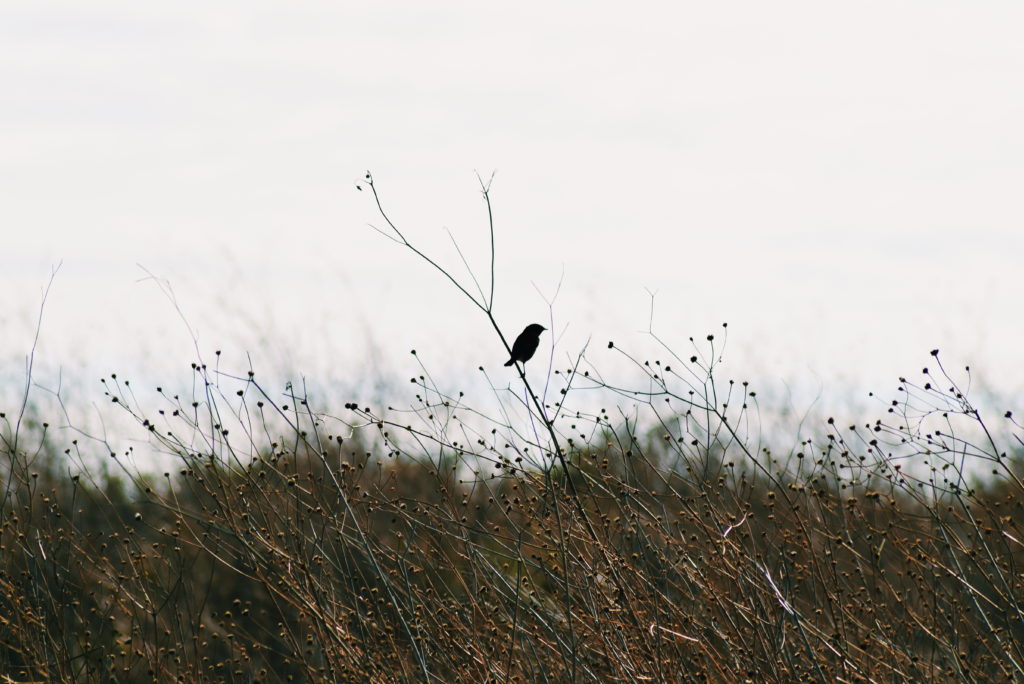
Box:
[504,323,546,367]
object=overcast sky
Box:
[2,1,1022,416]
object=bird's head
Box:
[525,323,546,335]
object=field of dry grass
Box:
[3,179,1022,681]
[4,336,1024,682]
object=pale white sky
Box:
[2,1,1022,417]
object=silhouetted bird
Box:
[504,323,546,367]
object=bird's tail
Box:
[503,359,514,367]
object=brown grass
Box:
[2,341,1022,682]
[3,178,1022,681]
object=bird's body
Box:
[504,323,546,367]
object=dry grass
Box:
[3,178,1022,681]
[2,338,1022,682]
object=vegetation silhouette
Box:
[1,178,1022,681]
